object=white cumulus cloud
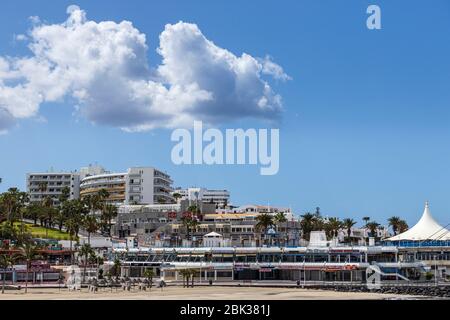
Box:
[0,6,290,133]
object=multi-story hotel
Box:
[173,187,230,208]
[26,171,80,206]
[80,167,174,206]
[27,165,173,207]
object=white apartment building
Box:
[172,187,230,208]
[27,172,80,206]
[80,167,174,206]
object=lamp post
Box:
[434,254,438,286]
[303,260,306,288]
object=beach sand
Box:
[0,286,413,300]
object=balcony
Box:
[81,178,125,188]
[80,186,125,196]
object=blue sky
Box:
[1,0,450,227]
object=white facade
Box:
[202,232,228,247]
[126,167,173,205]
[80,167,173,206]
[27,172,80,206]
[309,231,329,247]
[78,236,113,248]
[173,187,230,207]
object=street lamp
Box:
[434,254,438,286]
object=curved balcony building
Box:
[80,167,174,206]
[80,173,127,205]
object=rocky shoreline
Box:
[307,284,450,298]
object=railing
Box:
[385,240,450,247]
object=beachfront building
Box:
[173,187,230,208]
[0,244,72,285]
[26,171,81,207]
[388,202,450,243]
[109,242,424,283]
[80,166,174,206]
[385,202,450,279]
[107,203,450,284]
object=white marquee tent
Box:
[388,202,450,241]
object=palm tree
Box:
[97,189,110,202]
[326,217,342,240]
[55,187,71,232]
[274,212,287,246]
[398,220,409,233]
[38,182,48,195]
[82,195,92,212]
[188,218,200,246]
[79,244,94,282]
[299,212,317,241]
[188,205,202,221]
[189,219,200,234]
[179,269,189,288]
[111,258,121,280]
[388,216,402,235]
[172,193,182,204]
[0,188,28,226]
[102,204,118,236]
[143,268,154,290]
[94,189,110,219]
[43,197,55,239]
[17,242,41,293]
[255,213,274,246]
[55,210,65,232]
[181,214,193,241]
[83,215,98,245]
[25,203,42,226]
[0,223,20,245]
[342,218,356,243]
[37,182,48,214]
[66,199,87,238]
[190,268,198,288]
[42,195,53,210]
[362,216,370,226]
[65,218,78,264]
[366,221,380,238]
[0,254,16,294]
[59,186,71,204]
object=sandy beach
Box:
[0,286,414,300]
